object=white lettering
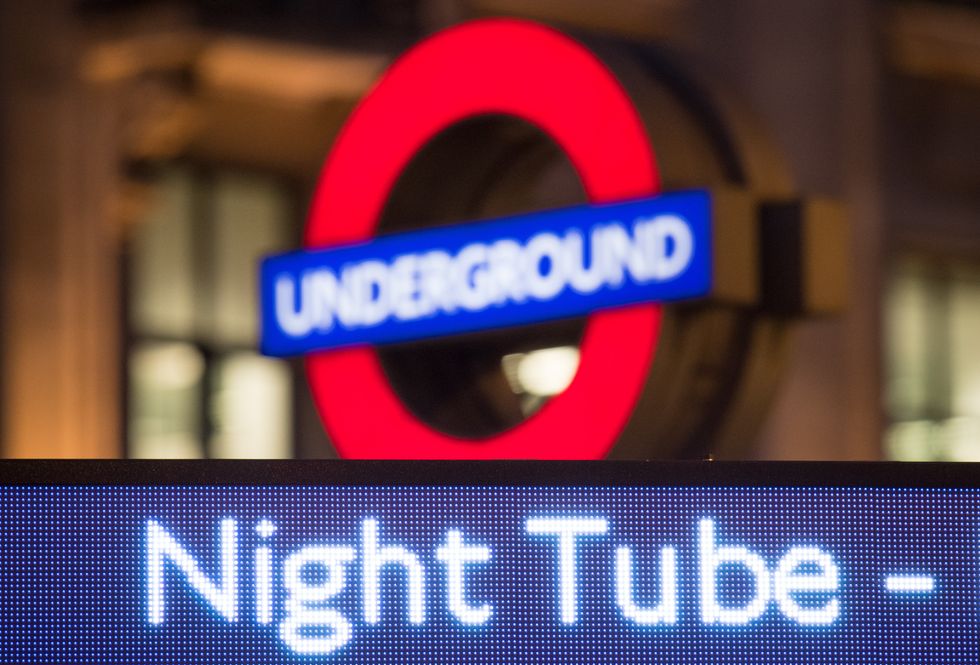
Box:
[487,239,527,304]
[526,517,608,624]
[638,214,694,280]
[390,254,423,320]
[616,545,678,625]
[436,530,493,624]
[523,233,566,300]
[275,275,313,337]
[699,518,771,625]
[773,547,840,625]
[145,513,842,657]
[562,229,605,294]
[255,519,276,625]
[280,545,356,655]
[147,518,238,624]
[274,216,698,339]
[454,244,492,312]
[362,518,426,624]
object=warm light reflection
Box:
[503,346,581,397]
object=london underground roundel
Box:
[260,19,713,459]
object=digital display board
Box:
[1,461,978,664]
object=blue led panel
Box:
[1,462,978,664]
[259,191,711,356]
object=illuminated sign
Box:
[261,191,710,355]
[1,461,978,663]
[259,19,713,459]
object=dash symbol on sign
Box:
[884,575,936,594]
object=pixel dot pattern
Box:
[0,486,977,663]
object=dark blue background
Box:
[1,486,977,664]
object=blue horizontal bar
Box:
[260,190,712,356]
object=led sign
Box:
[1,461,978,664]
[258,19,714,458]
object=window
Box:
[126,166,297,458]
[885,258,980,461]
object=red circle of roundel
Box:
[305,18,662,459]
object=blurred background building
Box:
[2,0,979,461]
